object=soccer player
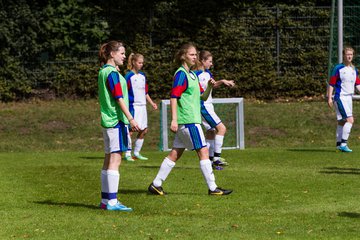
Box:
[148,43,232,196]
[327,46,360,152]
[98,40,140,211]
[124,53,158,161]
[194,50,235,169]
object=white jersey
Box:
[125,70,148,106]
[329,64,360,98]
[195,69,213,104]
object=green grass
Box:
[1,149,360,239]
[2,99,360,239]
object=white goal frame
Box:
[160,97,245,151]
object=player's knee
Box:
[206,129,216,139]
[217,124,226,134]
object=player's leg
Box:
[205,129,215,160]
[214,122,226,159]
[196,136,232,196]
[124,131,134,161]
[148,148,184,195]
[201,104,226,166]
[101,123,132,211]
[335,96,354,152]
[133,105,149,160]
[133,128,148,160]
[336,121,344,149]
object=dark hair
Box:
[98,41,124,65]
[174,42,197,65]
[195,50,212,69]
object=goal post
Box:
[159,97,245,151]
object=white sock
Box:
[107,170,120,206]
[207,139,215,159]
[336,125,343,144]
[125,150,132,157]
[341,122,352,146]
[101,170,108,205]
[126,134,132,157]
[214,135,224,160]
[153,157,175,187]
[134,138,144,156]
[200,159,217,191]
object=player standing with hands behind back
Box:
[148,43,232,196]
[327,46,360,152]
[98,40,140,211]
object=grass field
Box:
[1,99,360,239]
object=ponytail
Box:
[98,40,124,66]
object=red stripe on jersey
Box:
[329,74,339,85]
[199,82,204,94]
[356,75,360,85]
[112,82,123,98]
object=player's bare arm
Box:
[117,98,140,132]
[146,94,158,110]
[170,98,178,133]
[201,78,215,101]
[327,85,334,108]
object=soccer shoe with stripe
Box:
[148,183,166,195]
[134,154,148,160]
[339,145,352,152]
[212,165,224,170]
[106,202,133,211]
[208,187,233,196]
[124,156,135,162]
[213,159,228,166]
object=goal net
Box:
[159,98,245,151]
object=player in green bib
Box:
[98,41,140,211]
[148,43,233,196]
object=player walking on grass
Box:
[327,46,360,152]
[148,43,232,196]
[98,40,140,211]
[194,50,235,170]
[124,53,158,162]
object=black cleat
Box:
[148,183,166,195]
[208,187,233,195]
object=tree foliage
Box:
[0,0,332,101]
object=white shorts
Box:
[132,105,148,130]
[173,124,207,150]
[201,103,221,130]
[334,95,353,121]
[102,122,130,154]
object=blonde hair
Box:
[343,46,355,67]
[127,53,144,70]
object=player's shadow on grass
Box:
[119,189,149,195]
[319,167,360,175]
[138,165,197,169]
[286,148,335,153]
[338,212,360,218]
[33,200,99,210]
